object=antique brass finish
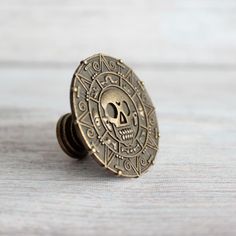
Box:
[56,53,159,178]
[56,113,87,159]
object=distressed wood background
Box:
[0,0,236,236]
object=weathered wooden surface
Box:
[0,0,236,235]
[0,67,236,236]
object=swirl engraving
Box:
[87,128,95,139]
[124,160,132,171]
[109,60,116,71]
[93,61,100,71]
[140,156,148,167]
[79,101,86,111]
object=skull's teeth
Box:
[119,128,134,141]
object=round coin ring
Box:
[56,54,160,178]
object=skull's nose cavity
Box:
[120,112,127,124]
[122,101,130,116]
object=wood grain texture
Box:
[0,67,236,236]
[0,0,236,66]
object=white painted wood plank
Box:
[0,67,236,235]
[0,0,236,66]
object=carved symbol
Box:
[138,80,145,91]
[123,158,141,176]
[111,142,118,151]
[92,109,102,130]
[141,93,147,103]
[124,69,133,84]
[87,128,95,138]
[148,154,154,164]
[124,159,132,171]
[138,103,145,119]
[154,128,159,140]
[99,54,111,71]
[123,84,131,94]
[121,143,140,154]
[93,61,100,71]
[76,74,92,91]
[84,63,92,73]
[149,116,155,126]
[79,101,86,111]
[75,86,81,98]
[101,75,118,87]
[104,148,116,167]
[146,137,158,151]
[104,137,118,151]
[116,59,125,71]
[133,112,138,126]
[139,129,147,144]
[109,60,116,71]
[140,156,148,167]
[90,86,99,99]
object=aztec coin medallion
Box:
[71,54,159,177]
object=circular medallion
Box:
[71,54,159,177]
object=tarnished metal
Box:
[56,53,159,178]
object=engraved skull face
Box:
[101,88,138,145]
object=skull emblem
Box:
[101,88,138,145]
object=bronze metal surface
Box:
[57,53,159,178]
[56,114,87,159]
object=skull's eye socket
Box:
[107,103,118,118]
[122,101,130,115]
